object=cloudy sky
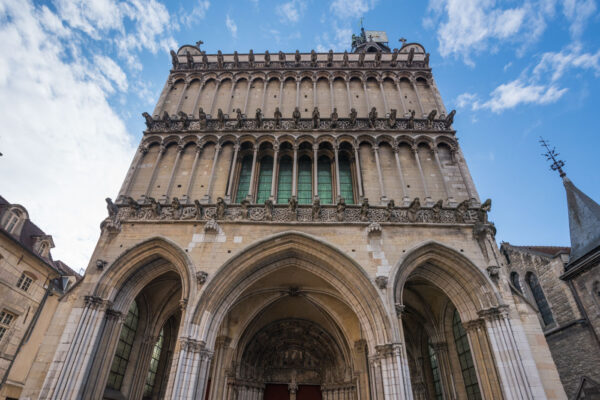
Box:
[0,0,599,271]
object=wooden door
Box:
[297,385,322,400]
[264,384,289,400]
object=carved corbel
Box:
[375,275,388,289]
[196,271,208,284]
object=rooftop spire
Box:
[540,137,566,178]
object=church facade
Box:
[18,32,569,399]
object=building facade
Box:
[18,33,569,400]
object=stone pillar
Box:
[120,145,148,200]
[296,79,300,108]
[346,79,353,110]
[313,143,319,200]
[243,80,252,115]
[428,78,444,115]
[288,382,298,400]
[372,145,387,204]
[313,79,317,110]
[395,304,415,400]
[393,145,409,203]
[432,148,454,204]
[278,79,284,111]
[145,145,166,200]
[164,144,184,202]
[270,143,279,200]
[410,77,425,117]
[334,145,341,200]
[362,79,372,111]
[183,145,202,204]
[129,334,159,399]
[379,79,389,114]
[226,81,237,115]
[154,82,172,117]
[261,79,268,110]
[246,145,258,201]
[225,143,240,203]
[210,80,221,116]
[430,342,457,400]
[202,144,221,203]
[208,336,231,400]
[329,78,335,112]
[353,144,364,199]
[454,148,477,203]
[394,80,408,116]
[192,81,206,117]
[292,144,298,197]
[412,147,431,205]
[175,82,190,113]
[171,338,213,400]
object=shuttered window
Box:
[318,156,333,204]
[277,157,293,204]
[256,156,273,204]
[339,155,354,204]
[235,156,253,203]
[297,156,312,205]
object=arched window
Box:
[428,342,443,400]
[526,272,554,326]
[297,156,312,205]
[339,154,354,204]
[256,156,273,204]
[317,156,333,204]
[510,272,522,293]
[277,156,293,204]
[453,310,482,400]
[235,155,253,203]
[107,301,139,391]
[144,327,164,397]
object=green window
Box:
[277,157,293,204]
[428,342,443,400]
[453,310,482,400]
[144,328,164,397]
[235,156,253,203]
[297,156,312,205]
[339,155,354,204]
[256,156,273,204]
[318,156,333,204]
[107,301,139,391]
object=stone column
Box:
[329,78,335,112]
[393,145,409,203]
[379,79,389,114]
[372,145,387,203]
[296,79,300,108]
[432,148,454,204]
[362,79,372,111]
[270,143,279,200]
[202,144,221,203]
[243,80,252,115]
[353,144,364,199]
[412,147,431,205]
[346,79,353,110]
[175,82,190,113]
[454,149,477,203]
[430,342,457,400]
[121,145,148,200]
[225,81,236,115]
[410,77,425,117]
[395,304,415,400]
[292,144,298,197]
[334,145,341,200]
[129,334,159,399]
[208,336,231,400]
[427,78,444,115]
[192,81,206,117]
[313,79,317,110]
[154,82,172,117]
[313,143,319,200]
[145,144,166,200]
[225,143,240,203]
[288,382,298,400]
[261,79,268,110]
[394,80,408,116]
[278,79,284,111]
[183,145,202,204]
[164,144,184,202]
[209,80,221,116]
[171,338,213,400]
[246,144,259,201]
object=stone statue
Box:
[240,199,250,219]
[375,50,382,66]
[444,110,456,128]
[171,197,182,219]
[202,51,208,68]
[479,198,491,224]
[391,49,398,66]
[368,107,378,128]
[125,196,140,212]
[233,51,239,67]
[385,199,395,221]
[264,50,270,66]
[327,50,333,66]
[407,110,415,129]
[293,107,301,127]
[336,197,346,221]
[432,199,443,222]
[217,108,225,129]
[388,109,397,128]
[106,198,118,218]
[186,50,193,69]
[236,108,244,129]
[312,198,321,220]
[360,198,369,221]
[178,111,189,129]
[274,107,282,128]
[312,107,320,129]
[311,49,317,66]
[407,47,415,65]
[148,197,161,218]
[198,107,207,129]
[162,111,170,122]
[248,49,254,66]
[343,50,349,66]
[455,200,469,223]
[407,198,421,222]
[265,199,273,221]
[216,197,226,219]
[170,50,179,68]
[349,108,357,126]
[217,50,223,68]
[288,197,298,219]
[142,112,153,129]
[427,110,437,129]
[194,199,203,219]
[279,51,285,62]
[295,50,301,65]
[358,50,365,66]
[331,108,338,128]
[255,108,263,128]
[424,53,430,66]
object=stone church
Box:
[11,29,572,399]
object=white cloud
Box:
[94,55,128,92]
[562,0,596,37]
[479,80,567,112]
[276,0,306,23]
[226,14,238,39]
[533,45,600,81]
[181,0,210,26]
[330,0,376,18]
[315,24,353,52]
[0,0,135,269]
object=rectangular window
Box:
[297,157,312,205]
[256,157,273,204]
[339,156,354,204]
[16,273,33,292]
[0,310,16,341]
[317,157,333,204]
[235,156,253,203]
[277,158,293,204]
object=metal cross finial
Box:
[539,137,566,178]
[399,38,407,45]
[196,40,204,49]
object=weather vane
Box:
[539,137,566,178]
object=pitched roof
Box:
[504,244,570,258]
[563,177,600,264]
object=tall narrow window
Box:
[317,156,333,204]
[526,272,554,326]
[339,155,354,204]
[107,301,139,391]
[428,342,443,400]
[256,156,273,204]
[297,156,312,205]
[5,211,20,234]
[144,328,164,397]
[0,310,16,342]
[277,157,293,204]
[235,156,253,203]
[510,272,522,293]
[16,273,33,292]
[453,310,482,400]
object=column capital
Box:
[216,335,232,348]
[293,143,299,151]
[139,145,149,155]
[477,305,510,321]
[158,145,167,154]
[196,144,203,153]
[105,308,123,321]
[462,318,486,332]
[372,145,380,152]
[395,303,406,318]
[84,295,110,310]
[312,143,319,151]
[179,298,188,310]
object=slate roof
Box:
[563,177,600,266]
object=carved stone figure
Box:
[248,49,254,67]
[360,198,369,222]
[375,276,388,289]
[178,111,189,129]
[330,108,338,128]
[148,197,161,218]
[349,108,357,126]
[432,199,443,222]
[274,107,282,128]
[444,110,456,129]
[288,197,298,219]
[327,50,333,66]
[198,107,207,129]
[106,198,118,219]
[455,200,469,223]
[424,53,430,66]
[312,198,321,220]
[375,50,382,66]
[265,199,273,221]
[126,196,140,212]
[279,51,285,63]
[236,108,244,129]
[311,50,317,66]
[202,51,208,68]
[368,107,378,128]
[240,199,250,219]
[407,198,421,222]
[216,197,226,219]
[336,197,346,221]
[255,108,263,128]
[162,111,170,122]
[217,50,223,68]
[217,108,225,129]
[196,271,208,284]
[264,50,270,66]
[358,50,365,66]
[388,109,397,128]
[293,107,301,127]
[170,50,179,68]
[407,110,415,129]
[171,197,182,219]
[343,50,349,66]
[427,110,437,128]
[142,112,153,129]
[407,47,415,66]
[479,198,492,224]
[233,51,239,67]
[186,50,193,69]
[194,200,203,220]
[391,49,398,66]
[312,107,320,129]
[385,200,395,221]
[295,50,301,65]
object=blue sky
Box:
[0,0,599,269]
